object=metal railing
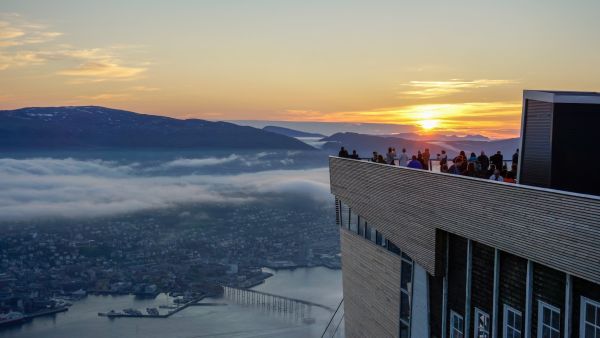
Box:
[321,298,344,338]
[354,157,514,173]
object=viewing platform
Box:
[329,156,600,285]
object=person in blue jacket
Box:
[407,155,423,169]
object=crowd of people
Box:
[338,146,520,183]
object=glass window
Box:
[400,322,409,338]
[358,219,364,236]
[349,210,358,233]
[370,227,376,243]
[401,260,412,291]
[364,223,371,240]
[537,301,560,338]
[375,231,382,245]
[400,291,410,321]
[387,240,401,255]
[451,311,464,338]
[503,305,522,338]
[347,207,352,230]
[580,297,600,338]
[474,308,490,338]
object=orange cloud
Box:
[59,60,146,79]
[399,79,517,99]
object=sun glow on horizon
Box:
[419,119,439,131]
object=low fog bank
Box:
[0,153,331,222]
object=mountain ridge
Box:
[0,106,315,150]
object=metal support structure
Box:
[465,239,473,338]
[564,274,572,338]
[525,260,533,338]
[442,234,449,338]
[492,249,500,338]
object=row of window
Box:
[336,200,415,338]
[449,297,600,338]
[337,200,407,259]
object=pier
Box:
[222,286,334,323]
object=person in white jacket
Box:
[489,169,504,182]
[398,148,409,166]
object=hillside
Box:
[262,126,325,138]
[0,106,315,150]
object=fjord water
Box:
[0,267,342,338]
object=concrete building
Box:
[330,90,600,338]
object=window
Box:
[401,260,412,291]
[450,311,464,338]
[474,308,490,338]
[358,218,364,236]
[369,226,377,243]
[399,255,413,336]
[364,223,371,240]
[375,230,382,245]
[347,206,352,230]
[503,305,522,338]
[387,240,401,255]
[580,297,600,338]
[537,301,560,338]
[349,210,358,233]
[400,322,409,338]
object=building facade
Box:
[330,91,600,338]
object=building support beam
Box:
[465,239,472,338]
[442,235,449,338]
[564,274,572,338]
[525,260,533,338]
[492,249,500,338]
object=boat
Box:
[146,308,159,316]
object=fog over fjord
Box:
[0,154,330,221]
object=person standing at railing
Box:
[407,155,423,169]
[512,148,519,166]
[338,147,349,158]
[440,150,448,167]
[477,151,490,173]
[490,151,503,170]
[386,147,395,165]
[398,148,409,167]
[349,150,360,160]
[371,151,378,162]
[423,148,431,170]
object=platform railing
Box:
[320,298,344,338]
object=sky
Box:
[1,0,599,138]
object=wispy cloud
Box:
[77,93,133,101]
[399,79,517,99]
[59,60,146,79]
[0,13,148,82]
[0,158,329,221]
[0,14,61,48]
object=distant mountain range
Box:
[321,132,519,158]
[262,126,325,138]
[381,132,490,142]
[0,106,314,150]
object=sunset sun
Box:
[419,119,439,130]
